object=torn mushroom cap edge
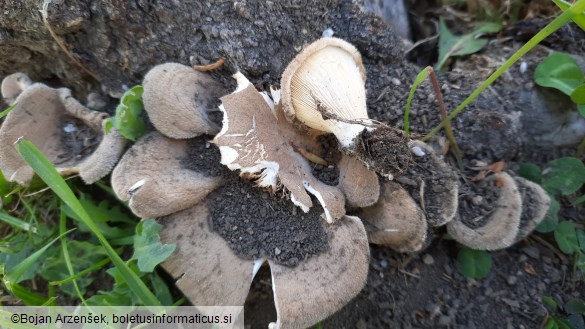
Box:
[213,72,347,223]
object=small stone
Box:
[522,246,540,259]
[422,254,434,265]
[274,247,281,256]
[391,77,401,86]
[438,315,451,326]
[502,298,520,308]
[507,275,517,286]
[356,318,367,329]
[380,259,388,268]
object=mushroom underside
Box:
[0,80,126,185]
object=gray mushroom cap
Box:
[160,203,369,329]
[358,181,428,253]
[111,131,222,218]
[142,63,224,139]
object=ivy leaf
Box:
[132,219,176,272]
[554,221,579,254]
[542,157,585,196]
[108,85,146,141]
[457,247,492,279]
[535,52,585,96]
[436,18,501,71]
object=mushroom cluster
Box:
[0,36,552,328]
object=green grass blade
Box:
[4,228,74,288]
[49,258,110,285]
[15,139,161,306]
[59,206,86,305]
[0,211,36,233]
[423,0,585,141]
[0,103,17,120]
[6,282,51,306]
[405,67,430,134]
[552,0,585,31]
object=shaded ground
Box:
[2,0,585,328]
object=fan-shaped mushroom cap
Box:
[160,203,369,329]
[213,72,346,223]
[142,63,224,139]
[280,37,368,146]
[447,172,522,250]
[358,181,427,252]
[268,215,369,329]
[337,154,380,208]
[1,72,32,106]
[0,82,126,186]
[397,140,459,227]
[513,176,551,242]
[111,131,222,218]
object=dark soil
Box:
[310,134,342,186]
[351,126,412,177]
[398,148,458,226]
[55,115,100,165]
[457,175,500,230]
[182,137,329,267]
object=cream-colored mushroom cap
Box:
[281,37,368,147]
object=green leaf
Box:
[566,299,585,315]
[542,157,585,196]
[535,52,585,96]
[149,272,173,306]
[577,229,585,249]
[552,0,585,31]
[579,104,585,117]
[536,197,560,233]
[543,295,559,311]
[404,66,430,134]
[518,163,542,183]
[436,18,501,71]
[63,196,135,240]
[457,247,492,278]
[545,317,559,329]
[132,219,176,273]
[40,240,107,297]
[15,139,161,306]
[109,85,146,141]
[3,229,74,288]
[572,194,585,205]
[7,282,51,306]
[572,84,585,104]
[555,221,579,254]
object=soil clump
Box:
[182,137,329,267]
